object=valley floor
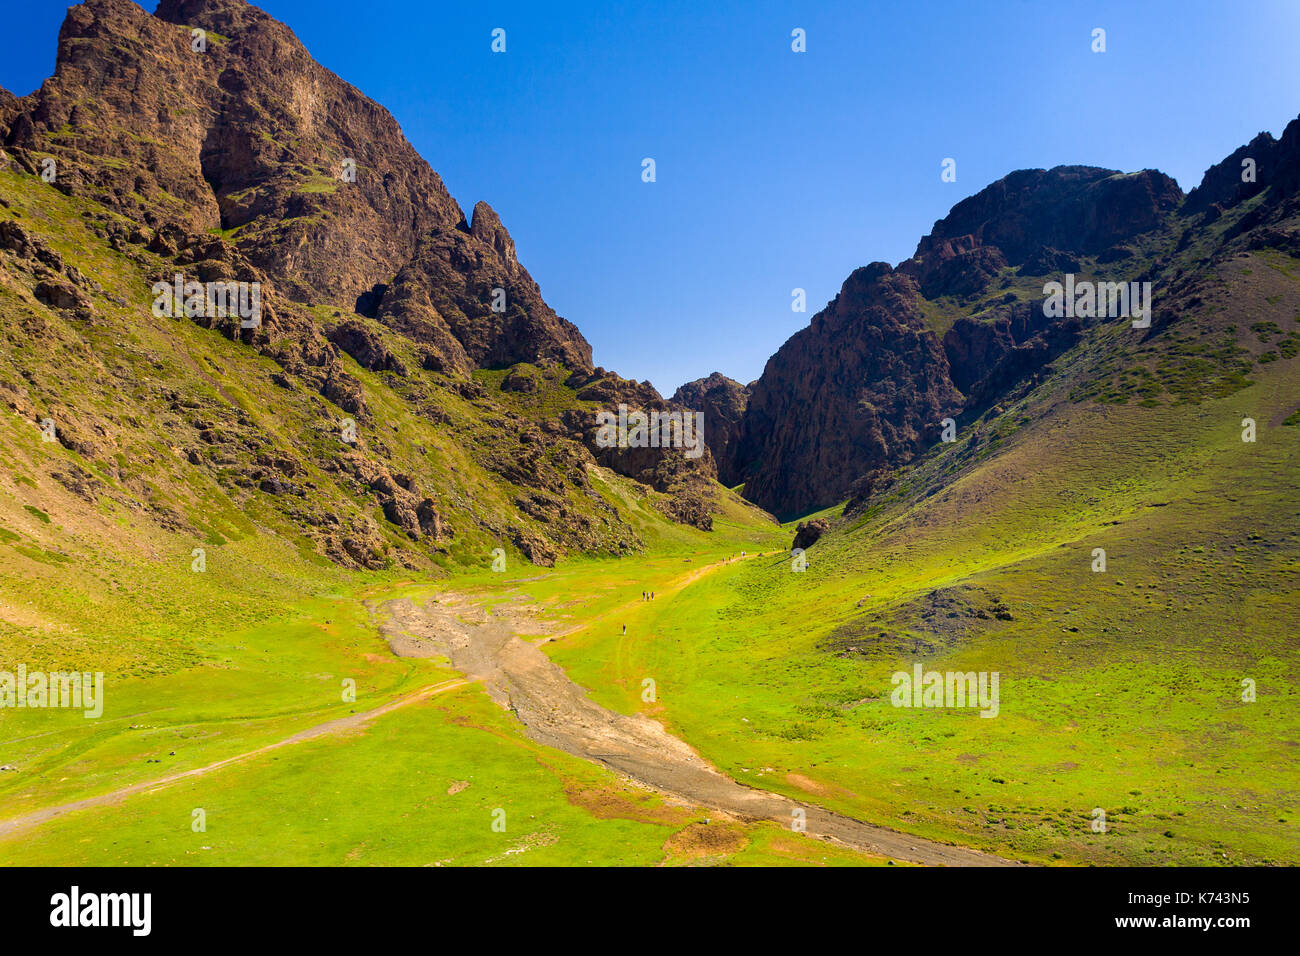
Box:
[3,369,1298,867]
[0,550,999,866]
[0,538,908,866]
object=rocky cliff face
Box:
[906,167,1181,279]
[373,202,593,377]
[562,368,718,529]
[729,149,1297,518]
[0,0,727,572]
[734,263,961,517]
[1181,115,1300,259]
[1184,117,1300,216]
[670,372,749,486]
[2,0,593,375]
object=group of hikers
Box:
[625,590,658,635]
[623,550,759,636]
[621,550,761,637]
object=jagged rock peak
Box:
[470,201,518,270]
[671,372,750,486]
[3,0,596,376]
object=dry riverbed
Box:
[377,592,1018,867]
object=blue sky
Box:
[5,1,1300,394]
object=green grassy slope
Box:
[4,132,1298,868]
[541,249,1300,866]
[0,162,806,866]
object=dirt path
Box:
[378,583,1019,867]
[0,558,748,842]
[1,553,1018,865]
[534,551,765,646]
[0,678,468,840]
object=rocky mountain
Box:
[728,133,1300,518]
[734,263,961,517]
[4,0,1298,559]
[3,0,593,373]
[670,372,749,486]
[0,0,746,578]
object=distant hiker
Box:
[651,591,655,601]
[622,624,627,635]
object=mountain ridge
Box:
[676,134,1300,517]
[0,0,744,583]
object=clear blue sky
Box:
[5,1,1300,394]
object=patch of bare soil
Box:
[559,780,695,826]
[378,595,1019,867]
[662,820,749,862]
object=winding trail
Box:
[377,557,1019,867]
[0,552,1018,865]
[0,678,468,840]
[536,552,763,645]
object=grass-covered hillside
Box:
[0,155,772,668]
[0,153,804,866]
[2,0,1297,867]
[540,231,1300,865]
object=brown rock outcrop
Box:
[2,0,594,378]
[734,263,960,519]
[671,372,750,487]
